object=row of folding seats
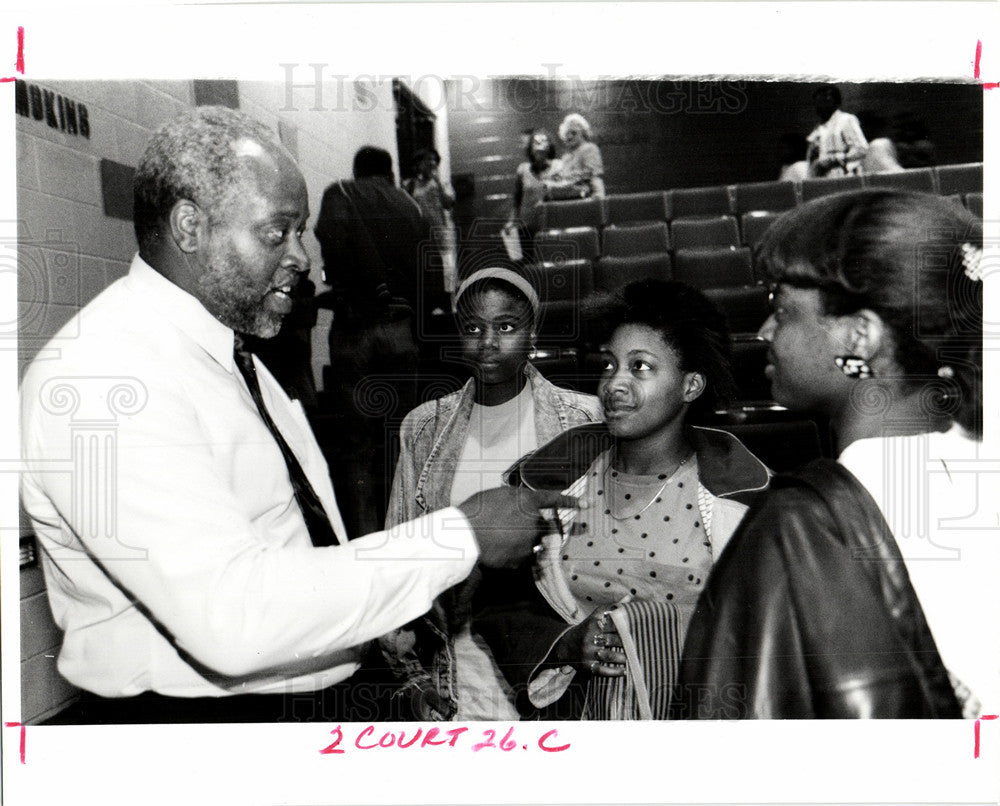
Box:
[533,213,796,259]
[527,251,760,299]
[538,162,984,230]
[527,255,768,340]
[534,220,746,257]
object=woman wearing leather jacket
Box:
[675,190,990,719]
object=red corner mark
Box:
[975,40,999,90]
[974,714,998,759]
[4,722,26,764]
[0,26,24,82]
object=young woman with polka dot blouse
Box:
[478,280,769,718]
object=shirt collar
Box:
[123,253,238,373]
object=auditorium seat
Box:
[672,247,754,289]
[531,259,595,342]
[594,253,672,292]
[740,211,782,249]
[670,215,740,250]
[965,193,983,218]
[864,167,936,193]
[669,185,733,217]
[530,348,585,390]
[539,198,606,230]
[727,339,772,403]
[800,174,864,201]
[733,180,797,214]
[528,258,595,304]
[602,222,671,257]
[533,226,601,263]
[936,163,983,196]
[605,191,671,226]
[703,285,770,336]
[714,417,826,472]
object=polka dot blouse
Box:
[560,449,713,618]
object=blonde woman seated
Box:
[379,264,602,721]
[477,280,769,719]
[548,112,606,199]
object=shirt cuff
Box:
[352,506,480,588]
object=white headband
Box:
[454,267,540,317]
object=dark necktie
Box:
[233,338,340,547]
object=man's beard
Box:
[197,248,283,339]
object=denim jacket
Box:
[380,364,602,719]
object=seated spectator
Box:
[478,280,770,719]
[379,264,603,720]
[675,190,991,719]
[777,132,810,182]
[857,112,905,174]
[806,84,869,177]
[862,137,905,173]
[550,112,606,199]
[893,113,937,168]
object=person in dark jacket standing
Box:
[313,146,430,536]
[674,190,991,719]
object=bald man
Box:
[20,106,572,724]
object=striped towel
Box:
[581,599,683,720]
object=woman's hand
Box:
[554,609,626,678]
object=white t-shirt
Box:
[447,382,538,721]
[839,425,1000,713]
[449,383,538,507]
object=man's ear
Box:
[169,200,206,254]
[682,371,706,404]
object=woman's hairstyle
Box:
[411,147,441,170]
[756,189,983,437]
[525,129,556,162]
[558,113,593,142]
[597,279,737,420]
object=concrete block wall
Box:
[17,80,195,375]
[16,77,433,723]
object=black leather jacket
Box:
[673,459,961,719]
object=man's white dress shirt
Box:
[20,255,478,697]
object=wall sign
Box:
[15,79,90,139]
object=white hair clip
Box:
[960,242,983,282]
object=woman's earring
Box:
[834,355,874,380]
